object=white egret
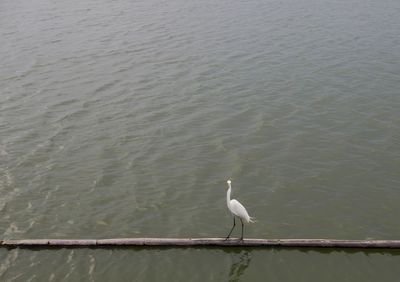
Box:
[225,179,255,240]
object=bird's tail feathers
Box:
[249,217,256,223]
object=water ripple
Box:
[1,0,400,280]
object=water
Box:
[1,0,400,280]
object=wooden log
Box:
[2,238,400,249]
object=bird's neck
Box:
[226,187,231,207]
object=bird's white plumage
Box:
[226,180,254,223]
[229,199,252,223]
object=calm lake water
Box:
[1,0,400,280]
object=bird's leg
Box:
[225,217,236,240]
[240,219,244,241]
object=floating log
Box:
[2,238,400,249]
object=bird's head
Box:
[226,179,232,188]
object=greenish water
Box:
[1,0,400,280]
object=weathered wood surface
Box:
[2,238,400,249]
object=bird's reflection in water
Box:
[228,250,252,282]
